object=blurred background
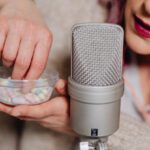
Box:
[36,0,107,79]
[1,0,150,150]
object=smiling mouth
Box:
[134,15,150,31]
[134,15,150,38]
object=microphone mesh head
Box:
[71,24,124,86]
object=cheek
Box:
[125,28,150,55]
[125,1,150,54]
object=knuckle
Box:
[27,22,35,31]
[34,59,45,70]
[13,19,26,28]
[11,19,27,33]
[12,18,20,26]
[15,58,29,69]
[3,53,14,62]
[45,30,53,40]
[12,19,36,34]
[25,21,36,34]
[0,17,7,27]
[24,22,36,37]
[41,28,53,42]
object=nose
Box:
[143,0,150,15]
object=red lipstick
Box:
[134,15,150,38]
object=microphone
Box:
[68,23,124,149]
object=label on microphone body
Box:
[91,128,98,137]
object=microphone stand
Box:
[74,137,108,150]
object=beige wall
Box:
[36,0,107,78]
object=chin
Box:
[125,29,150,55]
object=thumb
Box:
[55,79,68,95]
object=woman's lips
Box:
[134,15,150,38]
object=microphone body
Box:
[68,23,124,138]
[69,77,123,137]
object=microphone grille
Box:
[71,24,124,86]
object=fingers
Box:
[0,17,52,80]
[55,79,68,95]
[12,25,35,79]
[8,96,69,119]
[2,19,24,68]
[0,30,7,59]
[2,27,21,67]
[25,30,52,79]
[0,103,13,113]
[0,19,8,59]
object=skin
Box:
[125,0,150,55]
[125,0,150,123]
[0,79,76,136]
[0,0,53,80]
[1,0,150,136]
[0,0,76,136]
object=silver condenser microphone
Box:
[68,23,124,150]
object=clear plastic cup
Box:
[0,66,59,105]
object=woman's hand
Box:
[0,0,76,136]
[0,0,52,79]
[0,80,77,137]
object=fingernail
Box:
[59,81,65,89]
[11,112,21,117]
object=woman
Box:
[100,0,150,124]
[1,0,150,137]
